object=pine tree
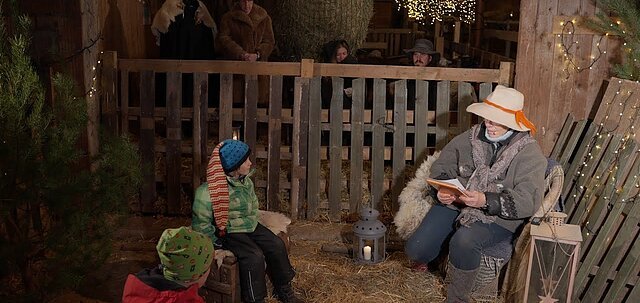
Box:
[0,3,142,301]
[588,0,640,81]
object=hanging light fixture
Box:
[394,0,476,24]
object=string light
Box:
[558,20,606,79]
[395,0,476,24]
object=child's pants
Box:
[223,223,295,303]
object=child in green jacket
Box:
[192,139,302,303]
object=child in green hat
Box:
[122,226,214,303]
[192,139,303,303]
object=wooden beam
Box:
[483,29,519,42]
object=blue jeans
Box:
[405,204,514,270]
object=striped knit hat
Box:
[206,140,250,236]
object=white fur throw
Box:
[394,152,440,239]
[214,210,292,268]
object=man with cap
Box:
[388,39,440,110]
[122,226,214,302]
[403,85,546,302]
[192,139,303,303]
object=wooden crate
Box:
[200,256,241,303]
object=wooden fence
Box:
[100,51,513,220]
[548,78,640,302]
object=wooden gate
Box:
[101,52,512,219]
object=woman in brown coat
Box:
[217,0,274,61]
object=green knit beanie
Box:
[156,227,214,284]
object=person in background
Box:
[122,226,214,303]
[404,85,546,302]
[321,39,358,107]
[192,139,303,303]
[217,0,274,61]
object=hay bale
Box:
[273,0,374,60]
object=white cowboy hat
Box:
[466,85,537,134]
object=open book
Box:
[426,178,469,197]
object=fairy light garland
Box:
[566,80,638,237]
[87,51,104,98]
[557,19,606,79]
[395,0,476,24]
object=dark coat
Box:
[217,4,274,60]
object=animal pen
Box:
[99,51,514,220]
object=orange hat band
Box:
[483,99,537,135]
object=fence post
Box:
[99,51,118,135]
[291,59,313,220]
[499,61,515,87]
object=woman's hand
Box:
[458,191,487,208]
[437,188,457,205]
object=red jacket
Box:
[122,267,204,303]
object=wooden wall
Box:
[515,0,621,155]
[99,0,157,59]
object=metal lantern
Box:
[352,207,387,264]
[524,222,583,302]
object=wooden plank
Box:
[267,75,283,211]
[435,81,451,150]
[314,63,502,82]
[479,82,493,101]
[139,70,156,213]
[457,82,475,134]
[578,151,640,297]
[498,62,515,87]
[561,122,598,203]
[569,135,620,224]
[559,120,588,169]
[483,29,519,42]
[328,77,344,220]
[306,77,322,219]
[414,80,429,164]
[371,78,386,208]
[166,72,182,215]
[100,51,118,134]
[193,72,208,191]
[349,78,365,213]
[613,241,640,302]
[120,60,301,75]
[291,77,310,220]
[244,75,258,164]
[218,73,233,141]
[120,70,129,134]
[550,114,576,161]
[119,59,504,83]
[392,80,407,212]
[300,59,314,78]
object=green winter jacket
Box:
[192,170,259,243]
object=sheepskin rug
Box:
[394,151,440,240]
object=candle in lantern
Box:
[363,245,372,261]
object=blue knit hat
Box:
[219,139,251,173]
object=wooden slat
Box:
[218,73,233,141]
[392,80,407,211]
[120,59,301,75]
[561,123,598,205]
[291,77,310,220]
[608,237,640,302]
[140,70,156,213]
[306,77,322,219]
[166,72,182,215]
[435,81,451,150]
[569,135,620,224]
[414,80,429,164]
[120,70,129,134]
[328,77,344,220]
[550,114,575,160]
[557,118,587,167]
[371,78,386,208]
[100,51,118,134]
[267,75,283,211]
[577,150,640,297]
[349,78,365,214]
[193,72,208,191]
[458,82,475,134]
[314,63,501,82]
[244,75,258,163]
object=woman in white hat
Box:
[404,85,546,302]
